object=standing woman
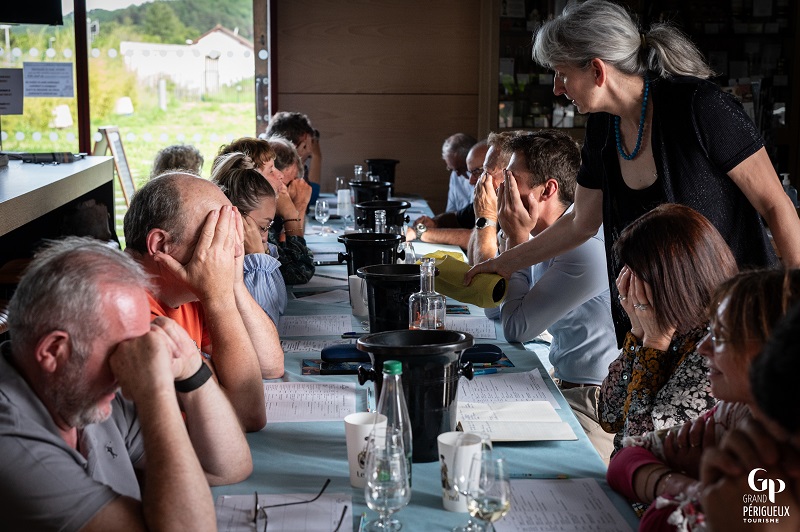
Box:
[466,0,800,342]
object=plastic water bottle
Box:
[375,360,413,486]
[782,174,798,208]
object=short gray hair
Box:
[7,237,151,361]
[442,133,477,160]
[124,172,189,254]
[266,135,303,176]
[533,0,713,79]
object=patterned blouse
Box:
[599,328,715,452]
[268,216,315,285]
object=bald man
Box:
[124,172,284,432]
[405,140,489,253]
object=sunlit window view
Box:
[1,0,256,238]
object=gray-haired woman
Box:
[467,0,800,343]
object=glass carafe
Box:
[408,257,446,330]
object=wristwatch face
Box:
[475,217,496,229]
[416,222,427,233]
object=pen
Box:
[471,363,496,368]
[358,512,367,532]
[510,473,571,479]
[342,332,367,338]
[473,368,498,376]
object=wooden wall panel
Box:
[278,93,477,213]
[273,0,486,213]
[275,0,481,95]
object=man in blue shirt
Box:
[495,130,617,463]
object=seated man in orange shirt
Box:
[124,172,284,432]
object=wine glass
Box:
[364,428,411,531]
[451,433,493,532]
[315,199,332,235]
[465,455,511,532]
[360,278,371,331]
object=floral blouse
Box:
[599,328,715,452]
[268,216,315,285]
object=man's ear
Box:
[145,228,170,257]
[589,58,607,87]
[35,331,72,374]
[540,179,559,201]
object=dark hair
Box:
[217,137,276,169]
[709,269,800,351]
[211,152,276,214]
[265,111,314,146]
[123,172,188,254]
[151,144,204,178]
[613,204,737,334]
[8,237,150,361]
[751,299,800,433]
[532,0,713,80]
[507,130,580,204]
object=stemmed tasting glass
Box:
[364,428,411,531]
[360,278,371,332]
[315,199,332,235]
[465,455,511,532]
[451,433,493,532]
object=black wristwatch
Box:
[475,217,497,230]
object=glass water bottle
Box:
[408,257,446,330]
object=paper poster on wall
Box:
[23,62,74,98]
[0,69,24,115]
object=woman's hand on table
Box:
[663,416,716,478]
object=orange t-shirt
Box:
[147,292,211,354]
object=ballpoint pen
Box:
[510,473,571,479]
[473,368,498,376]
[342,332,367,338]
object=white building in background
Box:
[120,25,253,96]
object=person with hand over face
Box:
[0,238,251,531]
[211,151,288,326]
[265,111,322,184]
[217,136,315,285]
[124,173,283,432]
[465,0,800,346]
[608,269,800,530]
[599,204,738,454]
[493,130,618,462]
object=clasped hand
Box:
[109,316,204,403]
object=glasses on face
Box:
[467,167,485,178]
[705,323,728,348]
[252,479,347,532]
[245,213,274,235]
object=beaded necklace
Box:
[614,75,650,160]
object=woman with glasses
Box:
[218,137,316,286]
[599,204,737,454]
[466,0,800,346]
[211,151,288,326]
[607,268,800,530]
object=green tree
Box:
[142,3,190,43]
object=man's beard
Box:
[42,350,116,429]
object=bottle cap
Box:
[383,360,403,375]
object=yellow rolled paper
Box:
[424,251,507,308]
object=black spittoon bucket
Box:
[365,159,399,184]
[357,264,421,333]
[353,200,411,232]
[337,233,403,277]
[357,329,474,463]
[349,180,392,204]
